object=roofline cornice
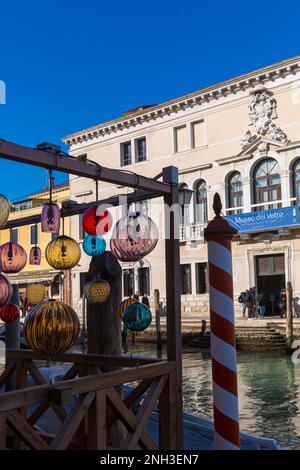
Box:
[62,56,300,147]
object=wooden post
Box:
[286,282,293,348]
[5,284,20,392]
[154,289,162,358]
[160,166,183,449]
[86,251,123,447]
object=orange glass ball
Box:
[117,297,138,319]
[0,303,20,323]
[45,235,81,270]
[26,283,46,305]
[24,300,80,355]
[84,279,110,304]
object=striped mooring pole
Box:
[204,193,240,450]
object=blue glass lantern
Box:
[82,235,106,256]
[123,302,152,332]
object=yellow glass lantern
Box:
[84,279,110,304]
[117,297,138,319]
[0,194,10,229]
[45,235,81,270]
[26,283,46,305]
[24,299,80,355]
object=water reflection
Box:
[126,344,300,449]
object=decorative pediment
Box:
[238,135,286,158]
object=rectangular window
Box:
[180,264,192,295]
[79,213,86,240]
[138,267,150,295]
[196,262,207,294]
[30,225,38,245]
[10,228,18,244]
[191,120,205,148]
[123,268,134,297]
[174,126,187,153]
[121,141,132,166]
[135,137,147,162]
[51,275,60,297]
[80,272,88,298]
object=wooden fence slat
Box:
[27,401,50,426]
[88,390,107,450]
[159,372,178,450]
[107,387,157,450]
[51,392,95,450]
[60,363,79,381]
[0,414,6,448]
[124,375,167,450]
[23,360,47,385]
[0,360,16,388]
[6,410,50,450]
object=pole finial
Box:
[213,193,222,217]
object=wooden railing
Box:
[0,350,178,450]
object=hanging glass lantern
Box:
[45,235,81,270]
[117,296,138,319]
[26,283,46,305]
[29,246,42,265]
[123,302,152,332]
[110,212,158,262]
[0,242,27,273]
[0,274,12,308]
[82,207,112,236]
[0,194,10,229]
[82,235,106,256]
[0,303,20,323]
[41,170,60,233]
[84,279,110,304]
[24,299,80,355]
[41,203,61,233]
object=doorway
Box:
[256,254,285,316]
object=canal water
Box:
[126,344,300,449]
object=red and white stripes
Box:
[204,194,240,450]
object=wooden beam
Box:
[0,361,176,413]
[88,390,107,450]
[0,139,171,194]
[6,350,162,367]
[163,166,183,449]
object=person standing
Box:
[238,291,248,319]
[258,292,266,318]
[278,289,286,318]
[141,293,150,307]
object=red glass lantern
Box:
[82,207,112,236]
[0,242,27,273]
[110,213,158,262]
[0,303,20,323]
[41,203,61,233]
[0,274,12,308]
[29,246,41,265]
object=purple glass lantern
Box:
[0,242,27,273]
[29,246,41,265]
[0,274,12,308]
[41,203,60,233]
[110,213,158,262]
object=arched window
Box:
[227,172,243,215]
[253,158,281,211]
[179,183,190,224]
[194,180,208,223]
[292,159,300,204]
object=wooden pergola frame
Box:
[0,139,183,450]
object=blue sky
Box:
[0,0,299,200]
